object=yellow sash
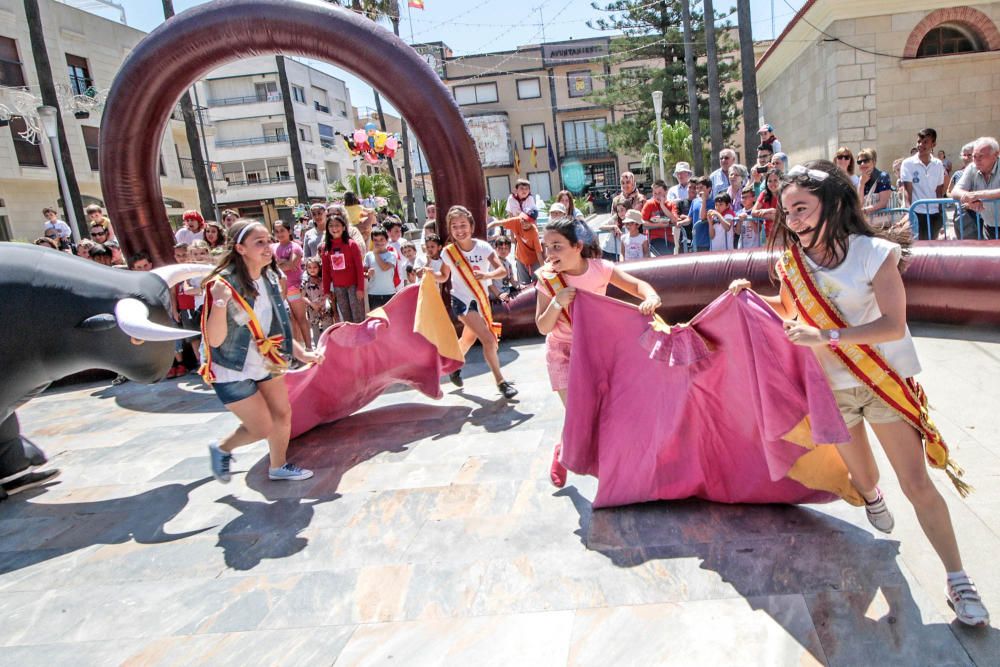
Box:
[535,267,572,326]
[444,243,502,339]
[198,276,289,384]
[777,244,970,495]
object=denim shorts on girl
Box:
[213,374,274,405]
[451,295,479,316]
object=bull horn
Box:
[115,298,200,341]
[150,263,212,288]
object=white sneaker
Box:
[864,490,895,533]
[268,463,313,481]
[948,576,990,627]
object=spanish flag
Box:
[530,138,538,168]
[408,0,425,9]
[513,141,521,175]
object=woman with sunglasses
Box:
[857,148,894,222]
[834,147,860,188]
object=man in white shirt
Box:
[709,149,736,198]
[42,207,72,240]
[667,162,692,202]
[900,128,947,239]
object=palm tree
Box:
[703,0,723,171]
[23,0,85,238]
[329,172,401,211]
[276,55,310,205]
[736,0,760,166]
[162,0,215,220]
[642,120,693,184]
[681,0,704,174]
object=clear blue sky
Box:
[82,0,803,112]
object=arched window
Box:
[916,24,983,58]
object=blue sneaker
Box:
[209,442,234,483]
[268,463,313,481]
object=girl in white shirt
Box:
[620,213,649,261]
[729,161,988,628]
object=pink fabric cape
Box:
[286,284,462,438]
[561,290,852,508]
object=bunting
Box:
[530,138,538,168]
[513,141,521,175]
[547,135,557,171]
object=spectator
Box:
[667,162,693,202]
[710,148,737,197]
[88,220,124,265]
[413,232,444,281]
[554,190,585,220]
[727,163,749,211]
[76,238,96,260]
[88,243,114,266]
[129,252,153,271]
[952,136,1000,240]
[938,150,953,182]
[320,212,366,323]
[363,226,400,309]
[737,186,763,249]
[689,176,714,252]
[706,192,735,251]
[39,227,72,253]
[621,209,649,260]
[175,210,206,244]
[641,179,681,256]
[947,142,975,197]
[42,207,72,241]
[204,220,226,249]
[384,218,404,255]
[834,147,860,187]
[220,209,239,230]
[770,152,789,174]
[612,171,646,213]
[599,202,627,261]
[424,203,438,236]
[505,179,536,218]
[752,146,773,196]
[487,209,543,283]
[33,237,59,250]
[900,128,947,240]
[751,168,782,241]
[302,256,334,337]
[84,204,115,240]
[399,240,418,285]
[325,203,367,251]
[891,158,905,197]
[757,123,781,154]
[488,234,521,305]
[857,148,894,220]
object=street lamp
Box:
[37,106,81,243]
[651,91,665,185]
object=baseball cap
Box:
[523,208,539,220]
[758,123,774,134]
[548,203,567,215]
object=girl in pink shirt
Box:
[535,217,661,487]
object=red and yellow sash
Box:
[444,243,502,339]
[777,244,970,495]
[198,276,289,384]
[535,267,572,326]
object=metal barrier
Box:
[908,198,1000,240]
[908,198,962,240]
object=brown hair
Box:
[835,147,856,175]
[857,148,877,165]
[445,204,475,240]
[207,219,269,298]
[204,220,226,248]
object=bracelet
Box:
[213,298,229,308]
[552,300,563,311]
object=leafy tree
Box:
[641,120,693,183]
[586,0,742,165]
[329,172,401,211]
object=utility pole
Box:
[681,0,704,174]
[704,0,723,171]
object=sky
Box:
[73,0,804,113]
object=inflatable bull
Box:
[0,244,206,498]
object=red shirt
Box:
[755,191,779,239]
[641,199,677,242]
[174,283,195,310]
[321,237,365,292]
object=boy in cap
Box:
[487,207,543,284]
[757,124,781,154]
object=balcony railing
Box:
[560,142,613,160]
[207,92,283,107]
[178,157,224,180]
[314,101,330,114]
[224,175,293,188]
[215,134,288,148]
[170,104,213,126]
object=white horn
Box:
[150,263,212,288]
[115,298,200,341]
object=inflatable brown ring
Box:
[99,0,485,266]
[497,241,1000,338]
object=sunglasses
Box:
[835,155,851,161]
[856,158,871,165]
[91,230,108,235]
[45,234,58,239]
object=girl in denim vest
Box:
[201,220,323,484]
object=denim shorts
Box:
[451,295,479,316]
[213,374,273,405]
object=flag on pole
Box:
[513,141,521,175]
[530,138,538,168]
[547,135,557,171]
[408,0,425,9]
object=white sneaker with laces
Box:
[268,463,313,481]
[864,491,895,534]
[948,576,990,627]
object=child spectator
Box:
[690,177,715,252]
[421,219,437,253]
[488,209,544,284]
[89,218,124,265]
[751,168,783,241]
[384,218,404,255]
[220,209,239,230]
[400,239,418,285]
[505,179,536,218]
[42,207,72,241]
[34,236,59,250]
[757,123,781,154]
[204,220,227,249]
[600,201,628,261]
[302,256,334,340]
[555,190,585,220]
[272,220,310,349]
[641,179,681,255]
[176,210,206,244]
[621,210,649,260]
[414,233,444,279]
[87,243,114,266]
[488,234,521,305]
[129,252,153,271]
[84,204,115,240]
[321,212,366,323]
[737,187,763,249]
[706,193,735,251]
[363,226,400,309]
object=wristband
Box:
[213,298,229,308]
[552,300,563,311]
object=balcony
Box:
[215,134,289,149]
[208,92,283,107]
[178,157,225,180]
[314,101,330,114]
[560,142,613,160]
[170,104,213,127]
[225,175,292,188]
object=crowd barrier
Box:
[908,198,1000,240]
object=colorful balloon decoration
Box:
[341,123,402,165]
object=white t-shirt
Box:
[622,231,647,260]
[709,214,734,251]
[802,235,921,390]
[441,239,495,306]
[414,255,443,274]
[175,227,205,245]
[505,194,536,217]
[364,250,399,295]
[738,217,762,249]
[900,155,946,213]
[44,219,72,239]
[211,276,274,383]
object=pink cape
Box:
[562,290,858,509]
[286,283,462,438]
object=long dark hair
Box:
[204,220,227,248]
[273,219,293,242]
[208,219,270,298]
[323,212,351,249]
[343,191,360,207]
[545,217,600,259]
[767,160,911,272]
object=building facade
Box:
[757,0,1000,169]
[0,0,199,242]
[196,55,356,225]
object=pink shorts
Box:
[545,339,572,392]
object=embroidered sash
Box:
[777,244,970,496]
[444,243,502,339]
[198,276,289,384]
[535,267,572,326]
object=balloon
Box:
[374,132,388,151]
[362,151,380,165]
[385,136,399,151]
[364,122,378,133]
[352,129,367,148]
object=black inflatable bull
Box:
[0,244,206,498]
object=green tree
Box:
[329,172,401,212]
[586,0,742,169]
[641,120,693,183]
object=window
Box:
[562,118,607,154]
[336,99,348,118]
[628,161,651,185]
[267,158,289,181]
[312,86,330,114]
[8,116,44,167]
[305,163,319,181]
[325,161,341,182]
[521,124,546,150]
[291,84,306,104]
[917,25,983,57]
[298,124,312,143]
[66,54,93,96]
[567,70,593,98]
[516,78,541,100]
[255,81,280,102]
[487,175,511,203]
[82,126,100,170]
[0,37,26,87]
[527,172,552,201]
[318,123,336,148]
[0,215,11,243]
[453,82,498,105]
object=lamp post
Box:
[651,91,665,185]
[37,105,81,243]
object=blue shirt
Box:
[709,169,730,198]
[691,196,715,249]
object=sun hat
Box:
[673,161,693,176]
[548,203,567,215]
[624,209,644,225]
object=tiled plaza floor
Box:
[2,325,999,666]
